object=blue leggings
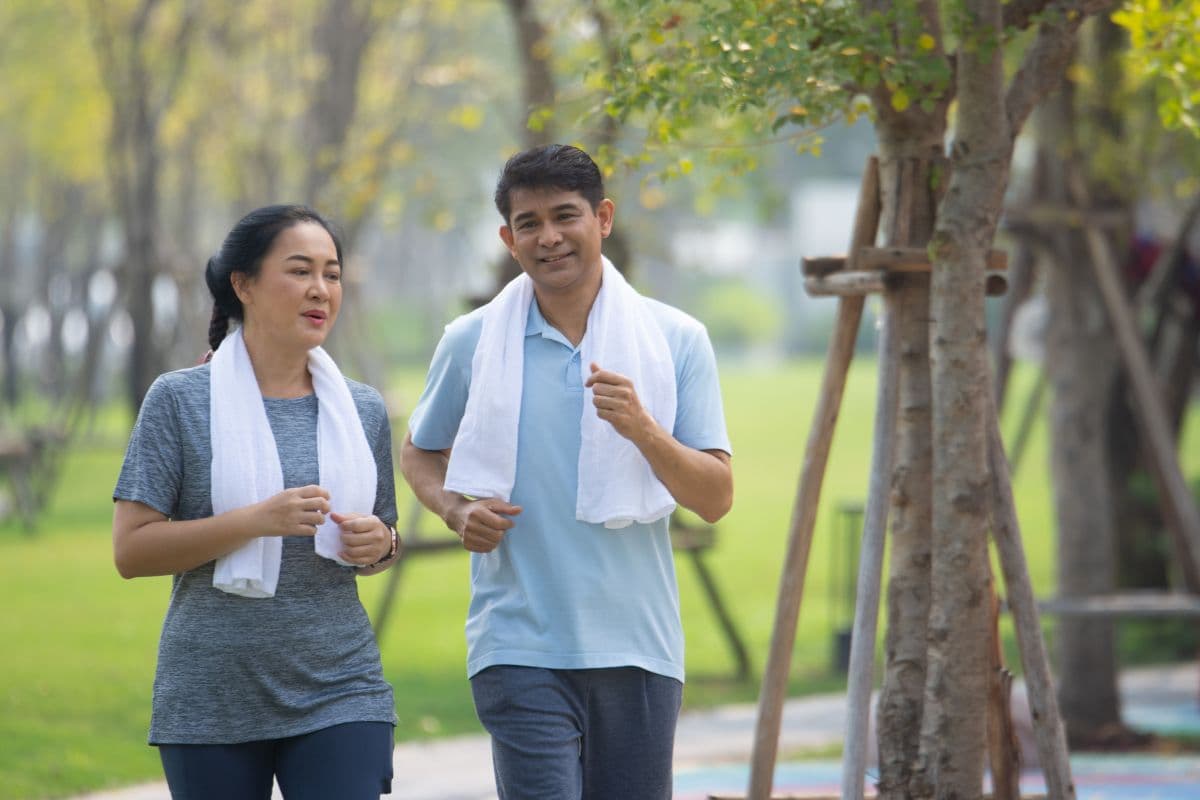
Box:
[158,721,393,800]
[471,665,683,800]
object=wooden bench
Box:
[1038,590,1200,618]
[0,427,66,531]
[1037,591,1200,698]
[372,507,753,682]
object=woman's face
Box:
[232,222,342,354]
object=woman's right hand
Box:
[254,485,332,537]
[114,487,332,579]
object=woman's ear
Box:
[230,271,251,306]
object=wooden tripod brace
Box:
[741,156,1075,800]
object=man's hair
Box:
[493,144,605,225]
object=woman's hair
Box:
[493,144,605,226]
[204,204,343,354]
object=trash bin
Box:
[830,499,863,674]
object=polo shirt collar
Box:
[526,298,575,349]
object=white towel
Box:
[445,257,676,529]
[210,326,377,597]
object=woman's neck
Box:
[240,328,312,398]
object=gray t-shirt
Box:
[114,363,398,744]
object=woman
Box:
[113,205,400,799]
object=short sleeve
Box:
[113,374,186,517]
[671,323,732,456]
[407,314,481,451]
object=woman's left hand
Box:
[331,511,393,566]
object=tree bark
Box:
[916,0,1009,795]
[855,4,953,788]
[505,0,557,148]
[0,198,20,409]
[874,153,943,799]
[88,0,196,412]
[1035,78,1125,742]
[303,0,375,208]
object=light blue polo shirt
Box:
[408,296,731,682]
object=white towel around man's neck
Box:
[444,256,676,529]
[210,326,377,598]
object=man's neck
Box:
[532,270,603,347]
[534,291,593,347]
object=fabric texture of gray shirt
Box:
[113,362,398,744]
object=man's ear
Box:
[499,224,516,256]
[597,198,615,238]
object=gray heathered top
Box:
[113,363,398,744]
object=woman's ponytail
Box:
[207,304,230,355]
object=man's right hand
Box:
[446,497,522,553]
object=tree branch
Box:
[151,1,200,130]
[1005,0,1115,137]
[1002,0,1054,31]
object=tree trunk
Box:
[505,0,557,148]
[1045,229,1123,739]
[477,0,563,301]
[36,184,81,399]
[1037,76,1125,744]
[124,97,164,412]
[874,152,943,799]
[303,0,375,208]
[915,0,1009,794]
[0,201,20,409]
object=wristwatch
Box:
[363,526,400,569]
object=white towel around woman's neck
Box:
[210,326,377,598]
[444,257,676,529]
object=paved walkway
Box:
[72,664,1197,800]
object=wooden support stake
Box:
[1002,204,1128,230]
[1039,590,1200,618]
[746,156,880,800]
[805,270,1007,297]
[987,560,1021,800]
[747,294,865,800]
[986,392,1076,800]
[840,289,900,800]
[372,502,426,641]
[1069,172,1200,587]
[802,248,1007,277]
[804,271,886,296]
[686,546,754,682]
[858,245,1008,272]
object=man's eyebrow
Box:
[512,202,584,224]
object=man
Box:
[400,144,732,799]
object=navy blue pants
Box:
[158,721,393,800]
[471,665,683,800]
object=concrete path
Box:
[71,664,1197,800]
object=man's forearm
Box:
[635,425,733,524]
[399,433,458,526]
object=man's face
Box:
[499,187,614,297]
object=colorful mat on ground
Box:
[675,755,1200,799]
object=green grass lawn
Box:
[0,358,1192,799]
